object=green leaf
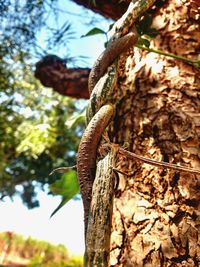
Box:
[81,27,106,38]
[145,28,158,38]
[196,61,200,68]
[108,23,114,31]
[49,170,80,217]
[137,37,150,48]
[136,13,152,35]
[65,111,86,129]
[141,12,153,29]
[136,12,158,39]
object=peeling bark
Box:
[36,1,200,265]
[85,150,115,267]
[72,0,129,20]
[106,0,200,266]
[35,55,90,99]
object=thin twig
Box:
[49,165,76,176]
[118,147,200,175]
[135,44,200,68]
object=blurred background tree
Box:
[0,0,88,208]
[0,232,83,266]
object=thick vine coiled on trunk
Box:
[88,31,138,95]
[77,104,115,234]
[78,31,138,235]
[77,0,156,237]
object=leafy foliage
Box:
[82,11,158,48]
[136,12,158,38]
[0,0,87,207]
[0,70,86,207]
[81,27,106,37]
[82,7,200,68]
[50,170,80,217]
[0,0,73,57]
[0,232,83,266]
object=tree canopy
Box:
[0,0,89,208]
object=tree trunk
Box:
[90,0,200,266]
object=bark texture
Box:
[34,0,129,96]
[108,0,200,266]
[85,150,115,266]
[35,55,90,99]
[72,0,128,20]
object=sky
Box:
[0,0,112,256]
[0,190,85,255]
[36,0,112,67]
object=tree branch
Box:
[35,55,90,99]
[73,0,129,20]
[34,1,130,98]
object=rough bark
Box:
[107,0,200,266]
[35,0,200,266]
[85,150,116,266]
[72,0,129,20]
[34,0,129,97]
[35,55,90,99]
